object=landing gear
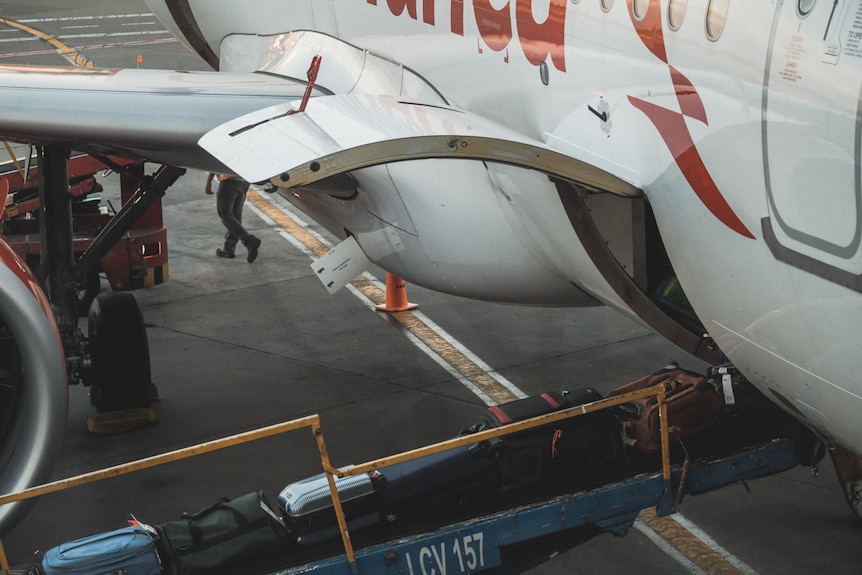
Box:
[34,145,183,421]
[85,292,152,413]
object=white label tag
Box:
[721,373,736,406]
[311,235,370,294]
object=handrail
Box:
[331,383,675,481]
[0,416,356,575]
[0,417,320,508]
[0,381,675,574]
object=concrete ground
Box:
[1,3,861,574]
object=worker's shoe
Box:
[216,248,235,259]
[245,236,261,263]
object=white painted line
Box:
[633,520,707,574]
[671,513,759,575]
[343,280,498,406]
[250,191,523,403]
[58,31,173,40]
[18,14,157,23]
[246,186,754,574]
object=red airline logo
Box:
[626,0,754,239]
[366,0,753,238]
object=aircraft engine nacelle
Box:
[287,161,603,308]
[281,157,719,365]
[200,88,719,363]
[0,236,67,536]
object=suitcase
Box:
[485,389,603,426]
[278,390,622,545]
[41,525,161,575]
[279,445,497,545]
[483,388,625,490]
[279,471,384,546]
[608,367,724,452]
[376,445,497,521]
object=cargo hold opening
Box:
[557,181,718,364]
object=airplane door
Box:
[763,0,862,292]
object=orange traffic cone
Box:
[375,273,418,312]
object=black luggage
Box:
[483,388,625,490]
[156,491,289,575]
[278,389,624,546]
[485,389,602,426]
[376,445,497,522]
[279,445,498,546]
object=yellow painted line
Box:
[640,509,746,574]
[350,275,520,404]
[0,17,94,68]
[249,192,755,573]
[247,190,520,404]
[250,189,754,571]
[249,191,329,257]
[0,12,754,573]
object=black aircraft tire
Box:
[86,292,152,413]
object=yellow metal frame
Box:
[0,382,675,574]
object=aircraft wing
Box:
[198,94,640,197]
[0,65,315,173]
[0,65,637,199]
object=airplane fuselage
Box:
[133,1,862,454]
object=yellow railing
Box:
[0,382,675,574]
[0,417,337,575]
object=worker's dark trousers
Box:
[216,178,252,253]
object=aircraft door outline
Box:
[762,0,862,292]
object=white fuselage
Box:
[146,0,862,453]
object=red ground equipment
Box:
[0,153,168,314]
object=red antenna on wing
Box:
[295,55,322,114]
[229,55,323,138]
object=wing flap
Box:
[199,94,640,197]
[0,66,312,172]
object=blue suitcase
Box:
[41,525,161,575]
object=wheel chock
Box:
[87,408,158,435]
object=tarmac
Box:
[2,2,862,574]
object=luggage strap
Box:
[175,498,273,555]
[178,515,271,555]
[488,393,563,424]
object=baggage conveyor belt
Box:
[271,438,798,575]
[0,382,808,575]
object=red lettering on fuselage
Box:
[515,0,566,71]
[367,0,567,72]
[474,1,513,52]
[452,0,464,34]
[387,0,418,19]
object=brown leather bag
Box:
[608,367,724,452]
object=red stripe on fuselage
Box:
[626,0,750,238]
[628,96,754,239]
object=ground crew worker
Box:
[205,173,261,262]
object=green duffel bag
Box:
[156,491,291,575]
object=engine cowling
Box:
[0,236,67,536]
